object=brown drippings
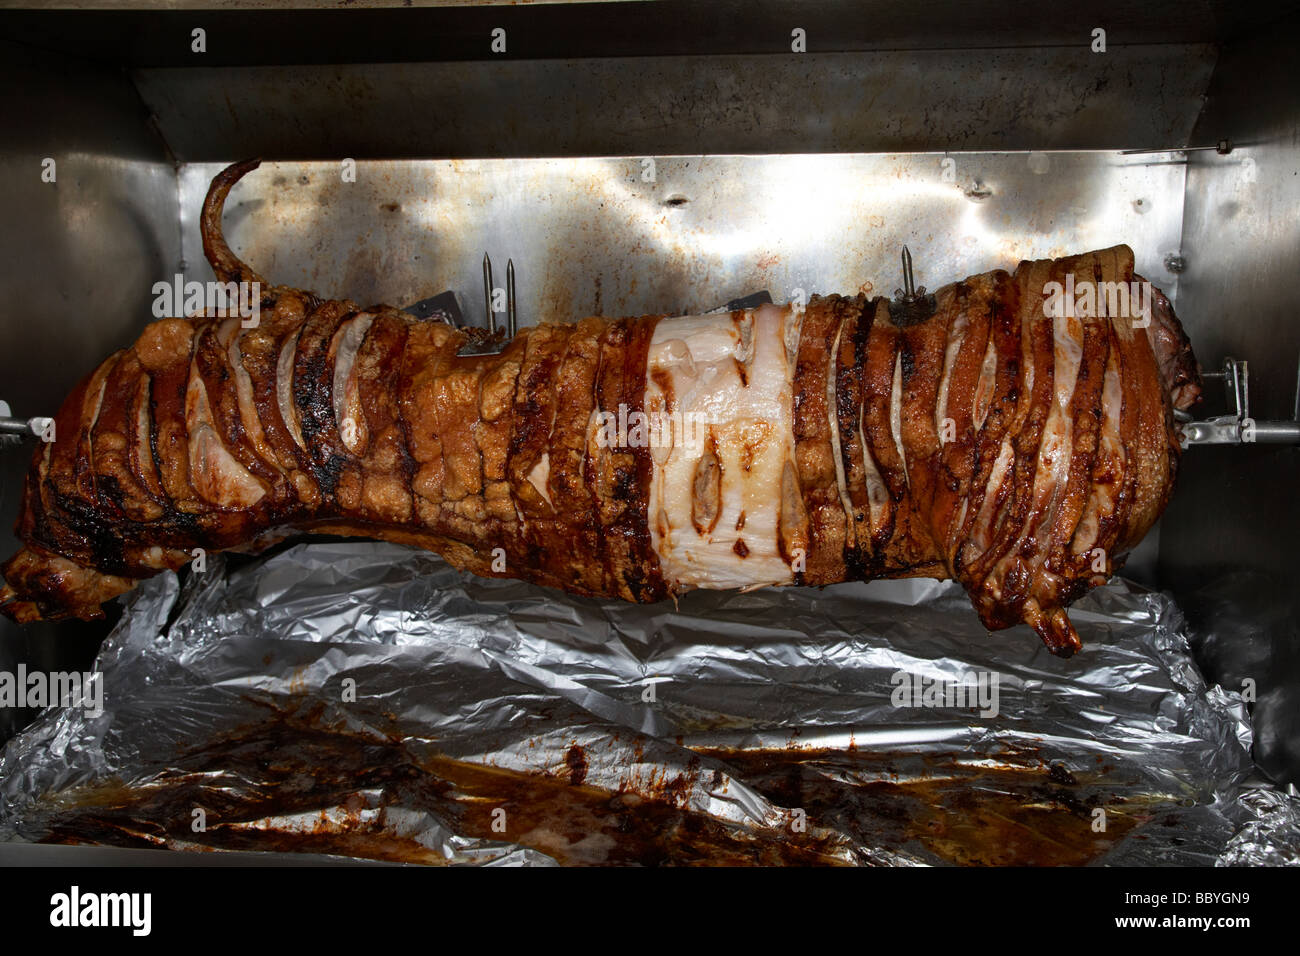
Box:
[37,703,848,867]
[28,674,1183,869]
[733,357,749,388]
[565,744,589,786]
[697,747,1147,867]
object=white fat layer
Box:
[185,362,265,508]
[331,312,375,455]
[859,411,888,531]
[1022,328,1035,409]
[1030,314,1085,549]
[133,378,159,489]
[220,318,279,472]
[1072,345,1123,556]
[949,498,969,554]
[527,452,552,507]
[277,329,306,450]
[87,367,109,433]
[82,363,111,483]
[980,313,1087,587]
[970,439,1015,554]
[826,316,855,548]
[971,338,998,432]
[963,309,1036,567]
[647,304,796,589]
[134,384,152,467]
[890,349,908,484]
[935,311,969,443]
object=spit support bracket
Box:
[1179,356,1300,447]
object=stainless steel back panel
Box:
[177,152,1188,326]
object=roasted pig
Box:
[0,160,1201,654]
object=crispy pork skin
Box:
[0,161,1201,654]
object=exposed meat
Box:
[0,161,1201,654]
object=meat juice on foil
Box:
[1,539,1297,866]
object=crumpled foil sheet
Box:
[2,540,1298,865]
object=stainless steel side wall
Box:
[1159,14,1300,786]
[0,40,178,740]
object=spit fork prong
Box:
[891,244,936,326]
[454,253,516,355]
[483,252,496,335]
[507,258,517,338]
[901,245,916,298]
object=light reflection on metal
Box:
[178,152,1189,329]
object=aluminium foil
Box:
[1,540,1297,866]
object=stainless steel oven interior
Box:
[1,1,1298,784]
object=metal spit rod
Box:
[4,265,1298,448]
[0,417,51,438]
[0,400,53,445]
[1180,355,1300,446]
[1120,140,1234,156]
